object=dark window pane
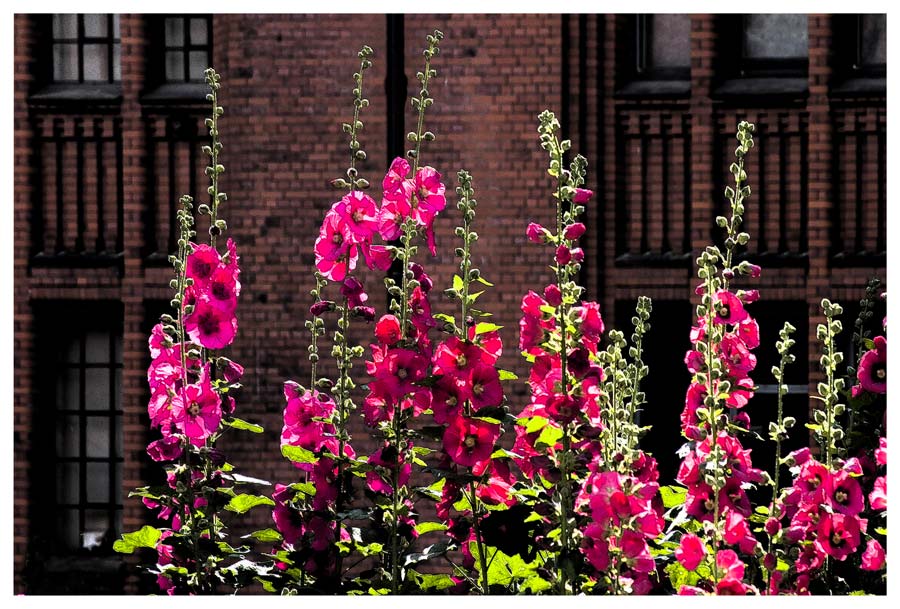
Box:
[85,330,110,363]
[744,14,808,59]
[165,18,184,47]
[85,368,110,410]
[83,509,111,549]
[860,14,886,66]
[83,43,109,81]
[112,14,120,39]
[83,14,107,37]
[190,18,208,45]
[57,509,80,551]
[52,43,79,81]
[112,43,121,81]
[56,416,80,458]
[58,368,80,411]
[189,51,208,80]
[166,50,185,81]
[86,463,110,502]
[56,463,79,504]
[52,14,78,39]
[651,14,691,69]
[85,416,111,457]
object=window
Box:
[163,15,212,83]
[33,302,123,557]
[740,14,808,77]
[833,14,886,86]
[635,14,691,79]
[51,14,121,83]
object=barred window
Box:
[163,15,212,83]
[634,14,691,80]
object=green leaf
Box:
[534,423,562,449]
[452,275,464,292]
[244,528,283,543]
[476,276,494,287]
[225,494,276,514]
[403,541,451,566]
[520,416,548,434]
[409,571,456,591]
[475,322,502,334]
[498,369,518,381]
[471,543,540,587]
[433,313,456,325]
[415,521,449,535]
[281,444,316,464]
[113,525,161,554]
[522,575,552,593]
[224,417,264,433]
[490,448,522,460]
[659,485,687,509]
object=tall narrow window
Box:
[33,302,123,558]
[51,14,121,83]
[163,15,212,83]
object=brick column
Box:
[806,15,833,438]
[13,14,36,595]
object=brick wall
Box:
[13,13,886,593]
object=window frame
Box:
[31,300,124,559]
[632,14,692,82]
[736,14,810,79]
[832,13,886,91]
[49,14,121,85]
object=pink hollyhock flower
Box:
[476,459,516,507]
[310,300,335,316]
[563,222,586,240]
[715,549,745,581]
[362,243,393,272]
[857,335,887,394]
[726,376,756,409]
[572,188,593,203]
[206,266,239,312]
[443,415,500,475]
[382,157,414,203]
[621,529,655,573]
[723,509,751,546]
[410,166,447,224]
[713,291,749,325]
[543,284,562,307]
[186,244,220,285]
[719,333,756,378]
[408,285,435,336]
[173,366,222,445]
[375,315,402,346]
[336,190,379,243]
[861,538,886,571]
[795,459,830,498]
[310,457,339,511]
[555,244,571,265]
[361,385,394,426]
[526,222,549,243]
[185,297,237,349]
[570,247,585,263]
[469,362,503,410]
[719,477,753,517]
[678,586,704,596]
[716,578,752,595]
[684,349,705,374]
[870,476,886,511]
[378,198,404,240]
[430,376,463,425]
[675,533,705,571]
[736,317,760,349]
[148,323,170,359]
[314,209,356,281]
[521,290,551,319]
[373,348,427,398]
[573,301,605,344]
[340,276,368,308]
[581,524,610,571]
[468,327,502,363]
[815,512,861,560]
[821,469,865,516]
[146,435,183,462]
[432,336,486,383]
[409,262,433,293]
[876,437,887,466]
[219,357,244,383]
[147,387,175,430]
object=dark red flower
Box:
[443,415,500,475]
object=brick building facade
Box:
[13,14,886,593]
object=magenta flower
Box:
[443,415,500,475]
[173,366,222,445]
[147,435,183,462]
[186,243,220,285]
[543,284,562,307]
[339,276,368,308]
[314,209,357,281]
[573,301,605,345]
[719,333,756,378]
[816,512,861,560]
[572,187,593,203]
[857,335,887,394]
[526,222,549,243]
[410,166,446,224]
[675,533,705,571]
[469,362,503,410]
[184,297,238,349]
[870,476,886,511]
[378,198,404,241]
[382,157,414,204]
[362,243,393,272]
[374,315,402,346]
[822,469,865,516]
[861,538,886,571]
[336,190,379,243]
[555,244,571,265]
[206,265,239,312]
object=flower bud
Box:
[526,222,547,244]
[351,306,376,322]
[763,552,777,572]
[764,517,781,536]
[310,300,336,316]
[555,245,571,265]
[375,315,402,345]
[543,284,563,307]
[570,247,585,263]
[572,188,593,203]
[563,223,586,240]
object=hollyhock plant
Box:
[115,69,268,595]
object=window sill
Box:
[831,77,886,98]
[615,80,690,100]
[712,77,808,104]
[141,83,209,105]
[29,83,122,106]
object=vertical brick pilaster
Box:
[688,13,715,286]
